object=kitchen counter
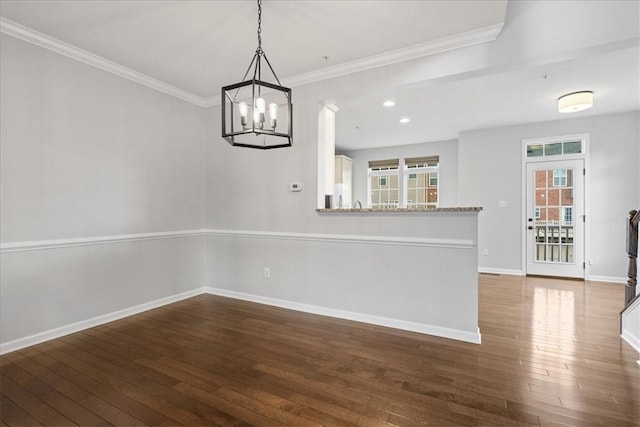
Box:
[316,206,482,213]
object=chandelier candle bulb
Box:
[256,97,266,125]
[239,102,248,126]
[253,109,261,128]
[269,103,278,128]
[256,97,265,113]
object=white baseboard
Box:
[478,267,524,276]
[478,269,628,284]
[204,287,481,344]
[0,287,205,355]
[621,330,640,353]
[621,296,640,353]
[1,282,485,355]
[586,275,627,284]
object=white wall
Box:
[205,81,481,342]
[458,111,640,279]
[342,139,458,208]
[0,36,207,241]
[0,35,208,350]
[206,225,479,343]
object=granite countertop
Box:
[316,207,483,213]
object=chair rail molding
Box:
[205,229,476,249]
[1,229,476,253]
[0,229,209,253]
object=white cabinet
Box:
[334,155,352,208]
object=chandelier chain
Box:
[256,0,263,55]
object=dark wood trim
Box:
[626,209,639,307]
[621,292,640,316]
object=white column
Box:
[317,104,339,208]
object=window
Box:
[526,139,583,158]
[553,169,568,187]
[368,159,399,210]
[367,156,440,209]
[404,156,439,208]
[562,207,573,224]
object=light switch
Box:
[498,200,507,208]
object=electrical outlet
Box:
[482,248,489,256]
[263,267,271,278]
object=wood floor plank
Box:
[36,342,235,426]
[85,323,375,425]
[0,374,74,426]
[171,381,288,427]
[0,392,42,426]
[24,348,170,426]
[9,349,145,427]
[1,357,110,426]
[1,275,639,426]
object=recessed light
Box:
[383,100,395,107]
[400,117,410,123]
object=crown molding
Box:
[0,17,208,107]
[285,23,504,88]
[1,17,502,109]
[202,23,504,107]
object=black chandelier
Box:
[221,0,293,149]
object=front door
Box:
[525,159,584,278]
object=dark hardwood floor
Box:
[1,274,639,426]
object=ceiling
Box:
[334,46,640,150]
[1,1,638,151]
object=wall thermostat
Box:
[290,183,303,192]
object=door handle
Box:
[527,226,534,230]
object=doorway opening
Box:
[522,135,588,279]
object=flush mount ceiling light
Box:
[558,91,593,113]
[400,117,411,123]
[221,0,292,149]
[383,100,395,107]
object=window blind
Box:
[405,155,439,167]
[368,158,400,169]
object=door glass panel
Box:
[527,144,544,157]
[563,140,582,154]
[560,188,573,206]
[525,140,582,157]
[545,143,562,156]
[534,168,575,264]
